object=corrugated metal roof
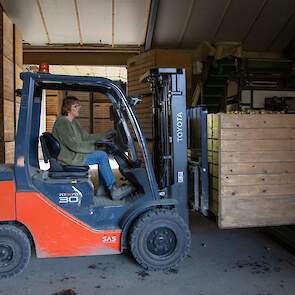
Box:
[1,0,295,52]
[0,0,149,46]
[153,0,295,52]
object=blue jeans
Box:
[84,151,116,189]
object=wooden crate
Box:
[93,102,111,119]
[93,92,108,102]
[78,100,90,118]
[93,119,113,133]
[0,141,15,163]
[77,118,90,133]
[209,113,295,228]
[46,94,60,115]
[127,49,192,140]
[67,91,90,101]
[46,115,57,132]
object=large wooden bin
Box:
[208,113,295,228]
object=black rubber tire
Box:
[0,225,31,279]
[130,208,191,271]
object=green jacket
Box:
[52,116,103,166]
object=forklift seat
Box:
[40,132,89,178]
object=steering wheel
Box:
[95,141,141,168]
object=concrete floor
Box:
[1,212,295,295]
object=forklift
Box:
[0,69,201,278]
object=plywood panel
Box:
[220,195,295,228]
[3,12,13,62]
[3,56,14,101]
[14,25,23,67]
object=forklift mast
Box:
[142,68,210,219]
[143,68,188,223]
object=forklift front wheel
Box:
[0,225,31,279]
[130,208,191,271]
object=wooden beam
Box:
[23,50,137,66]
[177,0,195,47]
[36,0,51,44]
[144,0,159,51]
[213,0,232,40]
[74,0,83,45]
[242,0,269,44]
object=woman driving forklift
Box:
[52,96,133,200]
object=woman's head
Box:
[61,96,81,118]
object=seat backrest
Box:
[40,132,61,163]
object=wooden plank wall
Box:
[0,10,23,163]
[209,113,295,228]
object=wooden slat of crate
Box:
[46,90,59,96]
[93,103,111,119]
[221,139,295,152]
[221,128,295,140]
[3,12,13,62]
[221,173,295,186]
[77,118,90,132]
[93,92,108,102]
[220,195,295,228]
[46,115,57,132]
[3,56,14,101]
[46,95,60,115]
[0,99,14,141]
[221,162,295,175]
[78,101,90,118]
[67,91,90,101]
[221,184,295,198]
[220,151,295,163]
[220,114,295,129]
[0,141,14,163]
[93,119,113,133]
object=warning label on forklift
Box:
[178,171,184,183]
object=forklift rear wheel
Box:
[130,209,191,271]
[0,225,31,279]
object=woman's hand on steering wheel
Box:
[103,129,117,142]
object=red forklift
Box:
[0,68,198,278]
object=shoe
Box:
[95,185,108,197]
[110,184,133,200]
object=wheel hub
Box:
[147,227,176,257]
[0,245,13,267]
